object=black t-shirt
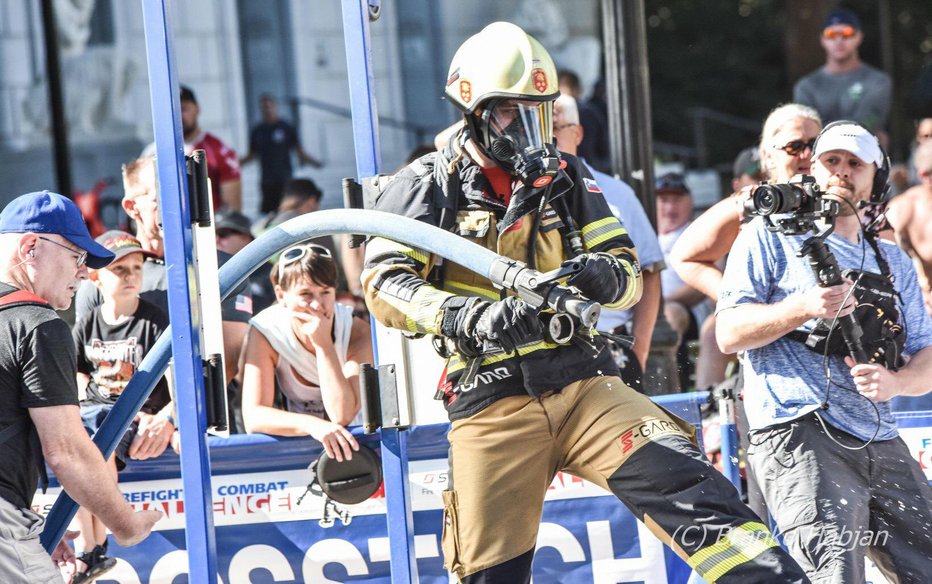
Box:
[73,299,170,414]
[249,120,298,184]
[0,284,79,509]
[75,252,253,323]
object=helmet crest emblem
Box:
[532,69,548,93]
[459,80,472,104]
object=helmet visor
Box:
[487,99,554,154]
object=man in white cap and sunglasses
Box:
[718,122,932,581]
[0,191,161,583]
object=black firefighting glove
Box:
[564,252,626,304]
[441,296,541,354]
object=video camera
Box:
[743,174,839,235]
[744,174,871,364]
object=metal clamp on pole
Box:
[359,363,382,434]
[377,364,409,430]
[187,149,212,227]
[342,178,366,249]
[203,354,228,433]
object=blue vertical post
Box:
[340,1,419,582]
[141,1,218,582]
[719,392,742,494]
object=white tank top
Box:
[249,303,354,418]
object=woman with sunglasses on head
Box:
[670,103,822,307]
[240,243,372,461]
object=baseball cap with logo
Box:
[812,122,884,167]
[95,230,152,262]
[0,191,114,268]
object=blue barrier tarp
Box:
[35,392,932,583]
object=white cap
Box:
[812,122,884,167]
[554,94,580,125]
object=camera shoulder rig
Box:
[786,236,905,370]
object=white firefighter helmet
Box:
[445,22,559,113]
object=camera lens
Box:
[752,185,783,216]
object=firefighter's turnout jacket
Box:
[362,147,642,420]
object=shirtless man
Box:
[886,140,932,315]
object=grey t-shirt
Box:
[718,219,932,441]
[793,63,892,132]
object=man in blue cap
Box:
[0,191,161,583]
[793,7,892,143]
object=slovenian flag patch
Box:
[584,177,602,193]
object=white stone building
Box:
[0,0,600,217]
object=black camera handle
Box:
[797,232,870,364]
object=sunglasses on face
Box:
[38,236,87,267]
[823,26,856,40]
[773,138,816,156]
[277,243,332,279]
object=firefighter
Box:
[362,22,807,583]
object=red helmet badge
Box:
[532,69,548,93]
[459,80,472,104]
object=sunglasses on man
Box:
[773,139,816,157]
[822,26,857,40]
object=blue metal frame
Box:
[340,1,418,581]
[141,0,217,580]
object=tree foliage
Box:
[646,0,932,166]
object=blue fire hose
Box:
[42,208,599,551]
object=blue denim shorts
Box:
[80,403,137,470]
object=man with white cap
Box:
[717,122,932,582]
[0,191,161,582]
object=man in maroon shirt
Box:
[142,86,242,211]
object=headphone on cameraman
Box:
[811,120,891,203]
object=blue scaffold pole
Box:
[141,0,218,581]
[340,1,419,582]
[718,387,742,494]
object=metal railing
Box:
[690,106,761,168]
[288,95,432,145]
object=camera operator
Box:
[717,121,932,583]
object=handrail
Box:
[288,95,431,144]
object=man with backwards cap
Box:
[0,192,161,583]
[717,122,932,582]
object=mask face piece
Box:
[477,98,561,188]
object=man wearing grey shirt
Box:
[794,8,892,141]
[717,122,932,583]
